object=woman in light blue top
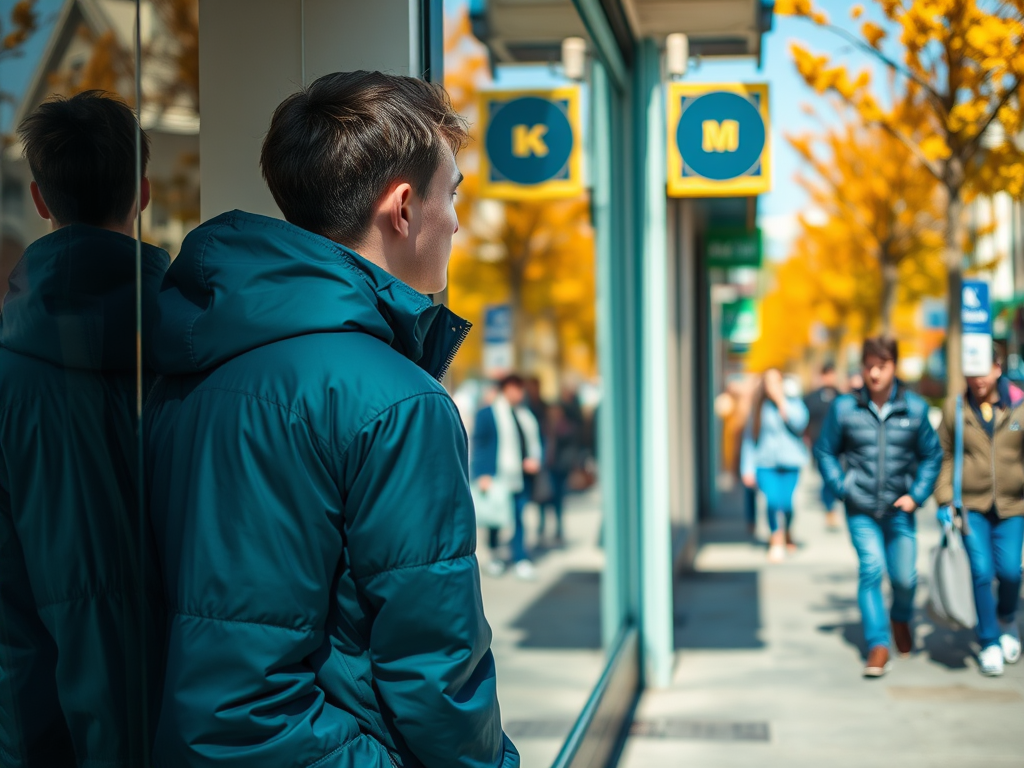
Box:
[742,369,810,561]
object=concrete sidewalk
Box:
[620,473,1024,768]
[480,487,606,768]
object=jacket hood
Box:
[0,225,169,372]
[150,210,470,379]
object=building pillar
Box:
[198,0,433,221]
[636,38,674,689]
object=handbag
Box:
[470,479,514,530]
[927,395,978,630]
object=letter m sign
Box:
[702,120,740,153]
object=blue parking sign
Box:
[962,280,992,376]
[479,87,583,200]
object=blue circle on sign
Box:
[486,97,574,185]
[677,92,766,181]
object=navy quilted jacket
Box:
[145,211,517,768]
[814,384,942,517]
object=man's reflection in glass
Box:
[0,91,169,767]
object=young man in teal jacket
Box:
[0,92,169,766]
[146,72,518,767]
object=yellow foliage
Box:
[444,10,597,386]
[752,95,946,371]
[780,0,1024,387]
[921,135,951,161]
[862,21,886,49]
[775,0,814,16]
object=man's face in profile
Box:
[413,146,463,294]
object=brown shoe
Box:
[864,646,890,678]
[892,620,913,657]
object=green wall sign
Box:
[706,228,762,269]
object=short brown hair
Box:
[862,336,898,365]
[18,91,149,227]
[260,71,469,246]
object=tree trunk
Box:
[880,251,899,338]
[830,325,848,385]
[944,179,965,397]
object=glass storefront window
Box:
[0,1,160,765]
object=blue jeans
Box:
[847,512,917,651]
[744,484,757,528]
[539,470,569,538]
[756,467,800,533]
[487,488,531,563]
[962,511,1024,649]
[821,483,837,512]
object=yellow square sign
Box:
[478,87,584,201]
[667,83,771,198]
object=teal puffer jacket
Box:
[0,226,170,767]
[145,211,517,768]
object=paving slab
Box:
[621,473,1024,768]
[481,488,606,768]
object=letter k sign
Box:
[513,124,549,158]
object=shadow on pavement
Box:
[674,571,765,650]
[698,484,758,546]
[815,594,975,666]
[918,618,975,669]
[510,570,602,649]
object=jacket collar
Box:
[151,211,470,380]
[855,380,907,416]
[1,225,169,372]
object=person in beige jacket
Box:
[934,348,1024,676]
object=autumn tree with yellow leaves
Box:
[790,93,946,335]
[444,10,597,384]
[777,0,1024,389]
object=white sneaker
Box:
[999,621,1021,664]
[979,644,1005,676]
[767,544,786,563]
[513,560,537,581]
[483,560,506,578]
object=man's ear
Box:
[386,182,414,239]
[29,181,51,221]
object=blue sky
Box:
[0,0,63,133]
[689,1,899,257]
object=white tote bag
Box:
[470,479,514,530]
[927,395,978,631]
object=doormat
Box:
[630,719,770,741]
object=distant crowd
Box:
[456,374,597,580]
[731,336,1022,679]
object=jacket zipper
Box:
[435,321,471,382]
[876,410,887,513]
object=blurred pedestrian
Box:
[935,346,1024,677]
[472,374,543,579]
[805,362,843,529]
[741,369,810,562]
[538,386,586,546]
[815,337,942,678]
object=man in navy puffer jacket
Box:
[146,72,517,768]
[815,337,941,678]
